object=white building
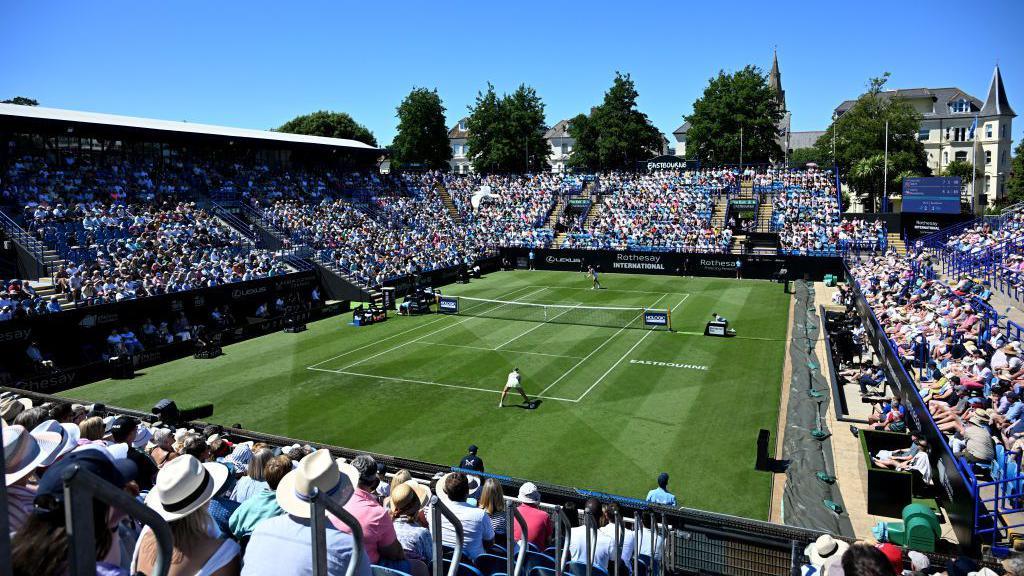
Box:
[544,119,574,173]
[834,65,1015,205]
[448,117,472,174]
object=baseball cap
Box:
[109,415,138,437]
[33,450,137,517]
[468,444,478,454]
[518,481,541,504]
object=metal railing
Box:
[0,207,49,278]
[63,466,173,576]
[309,486,366,576]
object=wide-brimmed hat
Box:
[31,419,80,466]
[4,425,63,486]
[277,449,354,518]
[1,397,32,424]
[971,410,992,426]
[389,481,432,514]
[145,455,229,521]
[436,472,482,503]
[803,534,849,568]
[132,426,153,449]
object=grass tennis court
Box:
[64,271,791,519]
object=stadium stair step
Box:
[553,232,567,247]
[583,199,603,227]
[887,233,908,256]
[545,197,564,229]
[436,183,461,221]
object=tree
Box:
[277,110,377,147]
[1005,140,1024,204]
[568,73,663,171]
[789,146,827,167]
[942,159,975,183]
[813,73,928,211]
[684,66,784,164]
[465,83,548,173]
[1,96,38,106]
[391,88,451,170]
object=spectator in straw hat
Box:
[1,396,32,424]
[338,455,407,569]
[4,424,63,533]
[802,534,849,576]
[389,481,433,575]
[241,449,372,576]
[132,454,240,575]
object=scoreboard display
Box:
[902,177,962,214]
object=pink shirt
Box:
[333,488,398,564]
[513,504,553,549]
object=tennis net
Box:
[436,295,672,330]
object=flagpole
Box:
[883,120,889,213]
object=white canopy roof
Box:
[0,103,380,151]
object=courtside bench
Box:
[860,429,915,517]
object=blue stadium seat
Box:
[372,566,414,576]
[474,554,507,576]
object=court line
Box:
[573,293,691,403]
[528,285,690,296]
[308,367,578,402]
[335,287,550,371]
[306,284,538,370]
[415,340,585,360]
[535,292,671,398]
[493,302,583,350]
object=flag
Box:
[969,115,978,140]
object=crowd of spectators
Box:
[848,253,1023,478]
[562,170,736,252]
[445,173,566,248]
[2,398,668,576]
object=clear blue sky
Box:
[3,0,1022,148]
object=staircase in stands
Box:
[887,232,908,256]
[435,182,461,221]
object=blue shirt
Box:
[645,487,677,506]
[241,514,373,576]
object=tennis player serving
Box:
[499,367,531,408]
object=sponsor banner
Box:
[438,296,459,314]
[501,248,843,281]
[568,198,591,208]
[643,311,669,327]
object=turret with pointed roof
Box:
[980,64,1015,118]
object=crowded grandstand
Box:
[0,43,1021,576]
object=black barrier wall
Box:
[502,248,844,281]
[845,265,978,552]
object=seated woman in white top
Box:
[133,455,241,576]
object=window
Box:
[949,99,970,113]
[1002,125,1007,137]
[951,127,968,142]
[955,151,968,162]
[986,150,992,164]
[560,144,569,154]
[919,128,930,141]
[458,120,467,131]
[986,176,991,192]
[986,123,993,138]
[943,151,949,164]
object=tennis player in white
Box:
[499,367,531,408]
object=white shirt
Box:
[428,501,494,560]
[506,371,521,388]
[565,525,615,571]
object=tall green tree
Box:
[392,88,451,170]
[684,66,784,164]
[1,96,38,106]
[942,159,975,183]
[568,73,662,171]
[813,73,928,211]
[465,83,548,173]
[277,110,377,147]
[1006,140,1024,204]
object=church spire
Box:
[768,48,785,110]
[980,64,1016,118]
